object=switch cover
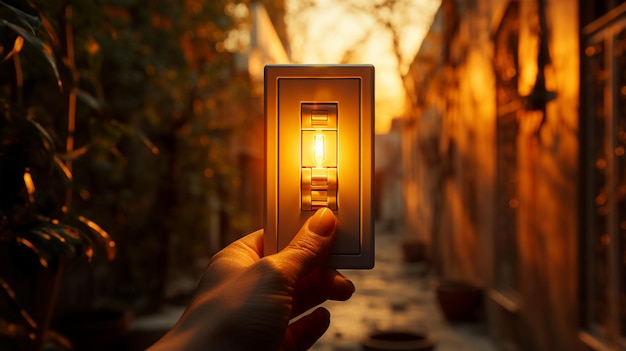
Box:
[264,64,374,269]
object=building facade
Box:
[402,0,626,350]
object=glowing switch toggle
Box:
[301,102,338,211]
[301,168,337,211]
[314,134,325,166]
[311,110,329,125]
[301,103,337,129]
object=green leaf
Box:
[1,19,61,88]
[77,215,116,261]
[25,116,55,154]
[13,229,65,268]
[53,155,72,181]
[7,213,109,264]
[135,128,159,155]
[112,121,159,155]
[76,89,103,111]
[23,226,81,260]
[0,1,41,34]
[0,35,23,63]
[15,237,51,268]
[0,277,38,332]
[56,144,89,161]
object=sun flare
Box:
[285,0,441,133]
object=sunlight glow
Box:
[286,0,441,133]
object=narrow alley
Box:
[3,1,625,350]
[311,225,496,351]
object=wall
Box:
[402,0,580,349]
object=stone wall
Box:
[402,0,581,349]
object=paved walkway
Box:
[130,227,497,350]
[310,227,497,351]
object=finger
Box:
[225,229,265,259]
[211,229,264,267]
[291,268,355,317]
[199,230,264,287]
[284,307,331,351]
[271,208,338,282]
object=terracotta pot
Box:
[360,330,436,351]
[401,239,428,263]
[435,279,483,322]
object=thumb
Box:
[272,208,338,280]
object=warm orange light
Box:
[23,169,35,204]
[314,134,325,166]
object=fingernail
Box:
[308,208,337,237]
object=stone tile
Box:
[310,229,496,351]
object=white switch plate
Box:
[264,64,374,269]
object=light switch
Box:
[264,64,374,269]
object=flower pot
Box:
[401,239,428,263]
[435,279,483,322]
[360,330,436,351]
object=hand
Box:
[149,208,355,351]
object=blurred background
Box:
[1,0,624,350]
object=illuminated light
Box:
[314,134,325,167]
[616,146,625,156]
[508,198,519,209]
[596,158,607,170]
[585,45,596,56]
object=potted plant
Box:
[434,278,484,323]
[401,238,428,263]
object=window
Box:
[581,2,626,347]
